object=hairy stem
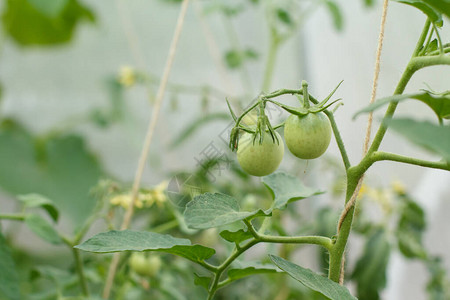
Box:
[73,248,89,296]
[370,151,450,171]
[329,18,450,283]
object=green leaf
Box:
[425,257,449,300]
[353,92,450,121]
[276,8,293,25]
[2,0,95,46]
[26,0,69,17]
[393,0,442,24]
[269,255,357,300]
[351,228,390,300]
[170,113,230,149]
[424,39,438,54]
[422,0,450,19]
[244,48,259,59]
[184,193,268,229]
[363,0,376,7]
[227,261,279,282]
[224,48,258,69]
[384,118,450,162]
[18,193,59,222]
[194,273,211,291]
[75,230,215,263]
[397,196,427,259]
[225,50,243,69]
[0,232,20,300]
[262,172,324,210]
[325,1,344,31]
[24,214,62,245]
[219,229,253,244]
[0,120,104,225]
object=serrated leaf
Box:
[384,118,450,162]
[353,92,450,121]
[262,172,324,210]
[220,229,253,244]
[25,214,62,245]
[18,194,59,222]
[325,1,344,31]
[351,228,390,300]
[269,255,357,300]
[184,193,268,229]
[75,230,215,263]
[394,0,442,24]
[227,261,279,282]
[194,273,210,291]
[0,232,20,300]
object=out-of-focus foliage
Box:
[2,0,95,46]
[0,120,104,224]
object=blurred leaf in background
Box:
[0,231,20,300]
[2,0,95,46]
[0,120,104,225]
[351,227,391,300]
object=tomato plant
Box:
[1,1,450,300]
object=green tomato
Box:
[129,253,162,277]
[284,112,331,159]
[237,131,284,176]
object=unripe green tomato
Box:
[237,131,284,176]
[129,253,162,277]
[284,112,331,159]
[129,253,149,276]
[145,255,162,277]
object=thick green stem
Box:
[413,19,431,57]
[328,62,415,281]
[328,19,450,283]
[328,166,367,282]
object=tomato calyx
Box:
[227,98,280,152]
[263,80,343,117]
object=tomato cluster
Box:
[229,81,339,177]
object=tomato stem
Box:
[302,80,310,109]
